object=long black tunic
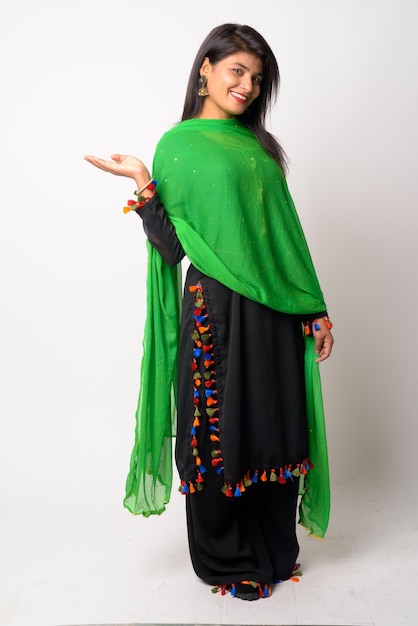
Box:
[138,195,324,585]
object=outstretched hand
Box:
[312,320,334,363]
[83,153,151,189]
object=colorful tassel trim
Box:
[274,562,303,585]
[304,315,333,335]
[181,281,223,495]
[220,459,314,498]
[211,564,302,598]
[211,580,273,599]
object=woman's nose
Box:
[240,74,252,92]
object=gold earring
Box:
[198,75,209,97]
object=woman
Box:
[85,23,334,601]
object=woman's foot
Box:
[212,580,273,600]
[232,582,260,601]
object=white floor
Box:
[1,479,417,626]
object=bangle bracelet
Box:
[136,178,155,195]
[123,179,157,214]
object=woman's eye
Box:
[232,68,242,75]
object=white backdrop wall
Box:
[1,0,417,523]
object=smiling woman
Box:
[84,22,333,603]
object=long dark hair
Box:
[181,23,287,173]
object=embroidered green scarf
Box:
[124,118,330,538]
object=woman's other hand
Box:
[312,320,334,363]
[83,153,151,190]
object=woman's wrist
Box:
[134,172,152,192]
[123,179,158,214]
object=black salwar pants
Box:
[185,477,300,586]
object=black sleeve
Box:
[299,311,328,323]
[135,194,185,266]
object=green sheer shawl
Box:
[124,118,330,537]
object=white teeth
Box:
[230,91,248,102]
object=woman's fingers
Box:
[83,154,148,181]
[83,154,118,173]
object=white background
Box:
[1,0,417,624]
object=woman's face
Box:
[198,51,263,119]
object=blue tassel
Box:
[231,584,236,597]
[234,486,242,497]
[193,314,206,324]
[205,389,214,397]
[193,348,202,358]
[181,483,189,494]
[216,466,224,474]
[283,469,293,480]
[190,426,196,435]
[200,465,207,473]
[252,472,258,483]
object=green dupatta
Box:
[124,118,330,538]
